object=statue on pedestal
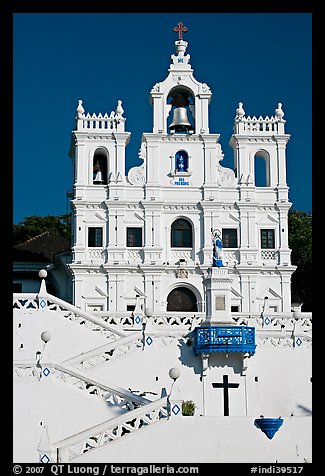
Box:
[212,229,224,267]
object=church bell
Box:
[93,170,104,184]
[169,106,193,133]
[93,161,105,184]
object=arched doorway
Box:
[167,286,198,312]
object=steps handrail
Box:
[51,361,151,405]
[62,331,143,367]
[43,292,127,337]
[13,291,127,338]
[53,396,168,456]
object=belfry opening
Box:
[168,87,194,134]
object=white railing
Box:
[232,313,312,332]
[51,363,151,409]
[13,360,151,410]
[13,360,43,380]
[62,332,144,370]
[95,311,205,328]
[86,248,105,263]
[13,293,126,342]
[170,249,193,264]
[260,250,276,260]
[126,249,144,263]
[234,115,285,134]
[222,250,239,265]
[53,396,169,462]
[13,293,38,310]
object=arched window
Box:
[175,150,189,173]
[93,148,108,185]
[171,219,192,248]
[254,151,270,187]
[167,286,198,312]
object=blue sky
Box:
[13,12,312,224]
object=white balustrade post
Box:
[168,368,182,418]
[38,269,48,311]
[168,383,183,418]
[38,425,53,463]
[133,295,144,330]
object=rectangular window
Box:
[261,229,275,249]
[222,229,238,248]
[127,227,142,247]
[231,305,240,312]
[88,227,103,247]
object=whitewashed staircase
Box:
[13,292,173,462]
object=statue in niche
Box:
[212,229,224,267]
[175,150,188,173]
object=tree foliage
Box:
[288,209,312,311]
[13,214,71,245]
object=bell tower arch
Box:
[149,25,212,135]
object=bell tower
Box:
[149,22,212,136]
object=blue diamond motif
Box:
[40,299,47,308]
[146,336,153,346]
[296,337,302,347]
[135,315,141,324]
[40,454,51,463]
[43,367,50,377]
[264,317,270,326]
[172,404,180,415]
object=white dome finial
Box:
[275,102,284,120]
[77,99,85,117]
[235,102,245,120]
[115,100,124,116]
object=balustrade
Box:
[170,249,193,264]
[234,115,285,134]
[53,397,169,462]
[62,332,143,370]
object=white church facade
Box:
[13,24,312,464]
[69,28,294,318]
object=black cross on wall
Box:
[212,375,239,416]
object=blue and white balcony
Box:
[193,325,256,356]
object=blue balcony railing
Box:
[193,326,256,356]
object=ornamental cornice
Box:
[210,277,233,284]
[258,205,278,212]
[84,203,106,210]
[163,204,198,211]
[73,131,116,141]
[247,137,275,143]
[160,135,201,142]
[236,201,259,209]
[72,200,107,209]
[274,201,292,212]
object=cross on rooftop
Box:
[174,22,187,40]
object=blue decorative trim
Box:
[42,367,51,377]
[40,454,51,463]
[254,418,284,439]
[39,299,47,309]
[295,337,302,347]
[172,404,181,415]
[193,326,256,355]
[134,315,142,325]
[146,336,153,346]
